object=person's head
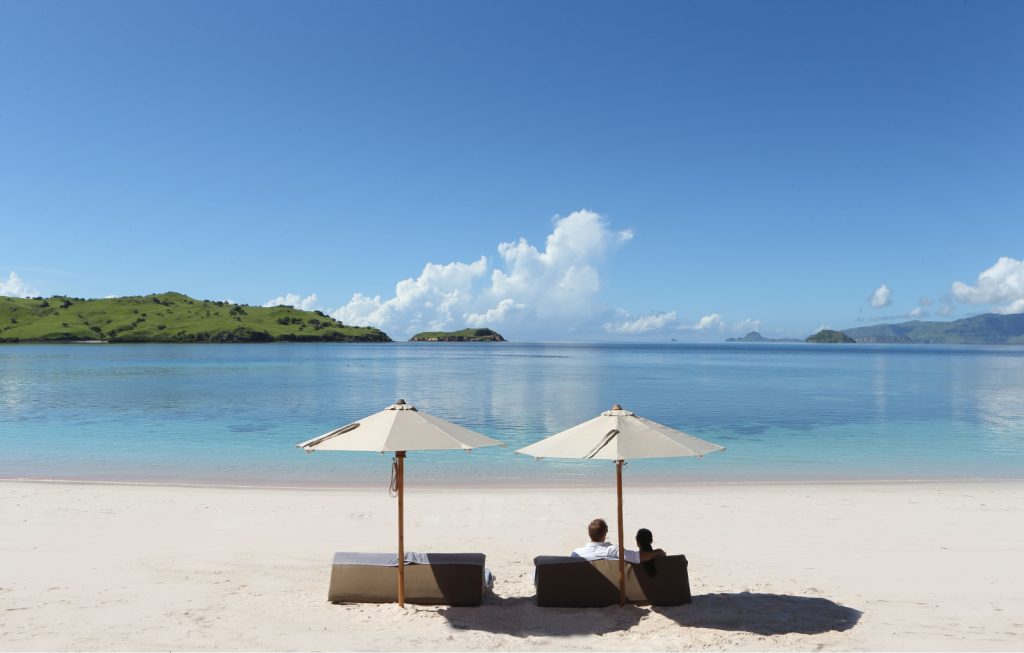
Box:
[636,528,653,550]
[588,518,609,542]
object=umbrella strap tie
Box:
[389,456,399,498]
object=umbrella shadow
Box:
[652,592,862,635]
[439,594,647,637]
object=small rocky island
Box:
[805,329,856,343]
[726,331,802,343]
[409,328,505,342]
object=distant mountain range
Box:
[724,314,1024,345]
[841,313,1024,344]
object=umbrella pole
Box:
[397,451,406,608]
[616,459,625,607]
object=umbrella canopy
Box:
[297,399,500,453]
[298,399,503,607]
[515,405,724,460]
[515,404,724,605]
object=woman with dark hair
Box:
[636,528,660,576]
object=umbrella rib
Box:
[296,422,361,449]
[583,429,619,459]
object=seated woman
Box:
[636,528,660,576]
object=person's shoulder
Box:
[570,546,589,558]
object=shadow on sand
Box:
[653,592,862,636]
[439,595,647,636]
[439,592,861,637]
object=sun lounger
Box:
[328,552,493,606]
[533,554,691,607]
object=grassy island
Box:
[806,329,856,344]
[409,328,505,342]
[0,292,391,343]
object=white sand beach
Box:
[1,479,1022,651]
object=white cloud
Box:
[951,257,1024,314]
[870,284,892,308]
[264,293,320,311]
[604,311,678,335]
[993,298,1024,315]
[910,307,923,318]
[693,313,725,330]
[0,272,38,298]
[466,298,525,327]
[332,210,631,336]
[605,311,760,337]
[332,257,488,332]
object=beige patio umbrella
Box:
[297,399,503,607]
[515,404,724,605]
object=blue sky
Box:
[2,1,1022,340]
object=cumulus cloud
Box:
[951,257,1024,314]
[604,311,761,337]
[332,257,488,332]
[466,298,525,327]
[870,284,892,308]
[993,299,1024,315]
[264,293,320,311]
[604,311,678,335]
[693,313,725,330]
[332,210,631,336]
[0,272,38,298]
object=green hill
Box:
[842,313,1024,344]
[0,292,391,343]
[806,329,856,343]
[410,328,505,342]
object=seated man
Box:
[571,518,665,563]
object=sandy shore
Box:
[1,479,1022,651]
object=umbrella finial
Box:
[611,403,622,411]
[388,399,417,411]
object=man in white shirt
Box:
[570,518,665,563]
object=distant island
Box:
[805,329,856,344]
[410,328,505,342]
[726,331,802,343]
[753,313,1024,346]
[0,292,391,343]
[840,313,1024,345]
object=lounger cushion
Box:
[329,552,489,606]
[534,554,691,607]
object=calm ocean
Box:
[1,342,1022,487]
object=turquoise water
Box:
[1,342,1023,486]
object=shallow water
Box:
[1,342,1022,486]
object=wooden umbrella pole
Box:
[397,451,406,608]
[616,459,625,607]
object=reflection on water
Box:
[0,342,1023,485]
